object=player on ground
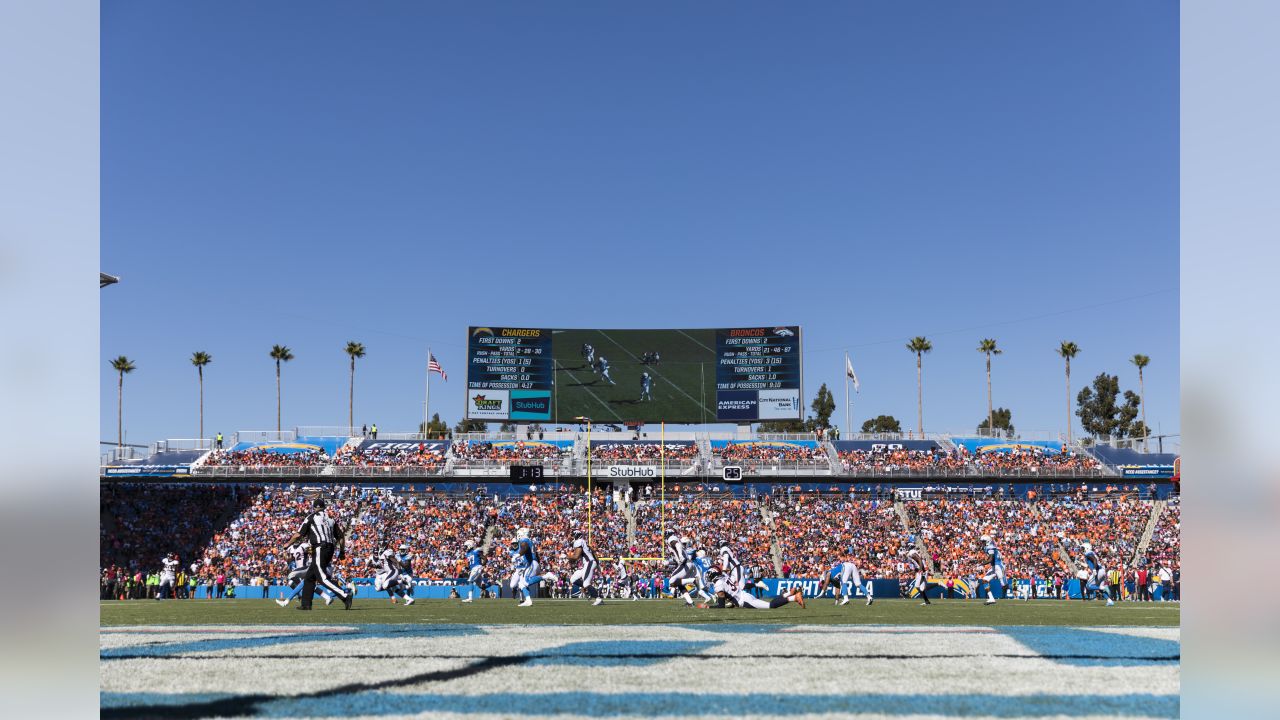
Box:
[639,372,653,402]
[701,567,806,610]
[568,531,603,606]
[1081,542,1115,606]
[980,534,1007,605]
[817,559,873,606]
[462,539,486,603]
[907,546,934,606]
[514,527,557,607]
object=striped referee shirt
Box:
[301,511,340,546]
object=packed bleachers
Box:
[835,441,965,475]
[100,481,1181,596]
[202,446,328,468]
[1145,498,1180,568]
[587,441,699,464]
[451,440,574,464]
[332,440,448,472]
[906,498,1068,580]
[712,440,828,466]
[770,494,906,578]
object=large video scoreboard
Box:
[465,326,802,423]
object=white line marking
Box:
[557,360,624,422]
[597,330,707,413]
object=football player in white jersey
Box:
[906,547,933,606]
[568,531,603,606]
[700,566,805,610]
[157,553,179,600]
[276,542,333,607]
[666,533,697,605]
[374,546,414,606]
[615,556,637,600]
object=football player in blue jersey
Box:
[461,539,486,603]
[980,534,1008,605]
[817,559,873,606]
[1081,542,1115,606]
[514,527,557,607]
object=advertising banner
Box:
[103,465,191,477]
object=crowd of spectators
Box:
[714,442,828,465]
[906,498,1068,580]
[451,441,572,464]
[101,482,1179,597]
[202,448,328,467]
[770,497,906,578]
[587,442,700,463]
[838,448,965,474]
[331,443,446,472]
[1145,498,1180,568]
[968,448,1100,474]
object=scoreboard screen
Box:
[465,326,802,423]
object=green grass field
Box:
[101,597,1179,627]
[551,328,717,424]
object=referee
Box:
[286,498,353,610]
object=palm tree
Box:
[110,356,136,448]
[1131,353,1151,450]
[344,341,366,435]
[191,351,212,440]
[906,337,932,436]
[269,344,294,433]
[977,338,1002,436]
[1057,341,1080,444]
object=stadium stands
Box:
[587,441,699,465]
[101,478,1180,599]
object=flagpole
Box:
[424,347,431,439]
[844,351,851,437]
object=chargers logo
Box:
[472,394,503,411]
[471,327,495,337]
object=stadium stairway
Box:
[822,440,841,474]
[758,501,784,576]
[1132,499,1167,565]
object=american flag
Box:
[428,353,447,381]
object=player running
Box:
[568,531,603,606]
[374,545,415,605]
[1081,542,1115,606]
[514,527,557,607]
[639,372,653,402]
[581,343,596,368]
[276,541,334,607]
[906,546,933,606]
[817,559,873,606]
[595,356,616,385]
[980,534,1007,605]
[615,556,637,600]
[666,533,698,606]
[461,539,486,603]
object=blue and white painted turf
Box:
[100,623,1179,718]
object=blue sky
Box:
[100,1,1178,445]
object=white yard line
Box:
[557,361,624,422]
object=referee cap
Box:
[313,498,327,510]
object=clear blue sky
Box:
[101,1,1178,445]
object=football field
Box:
[101,599,1179,719]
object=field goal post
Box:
[587,419,666,563]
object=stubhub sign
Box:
[604,465,659,478]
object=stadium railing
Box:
[232,430,297,444]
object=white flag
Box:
[845,354,860,392]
